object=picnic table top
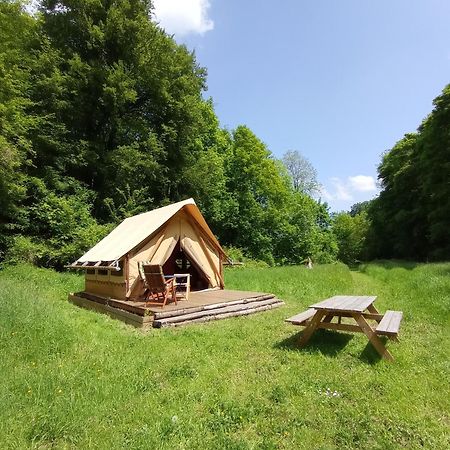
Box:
[310,295,377,313]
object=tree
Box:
[220,125,291,262]
[36,0,211,216]
[333,212,370,264]
[0,1,40,258]
[349,201,371,217]
[1,0,218,267]
[281,150,320,195]
[367,84,450,261]
[416,85,450,259]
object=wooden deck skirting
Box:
[68,293,154,329]
[68,289,284,329]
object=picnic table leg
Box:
[298,311,326,347]
[367,304,382,324]
[352,313,394,362]
[323,313,334,323]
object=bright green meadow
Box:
[0,262,449,449]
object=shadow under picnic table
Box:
[276,329,354,357]
[359,337,389,364]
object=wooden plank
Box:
[318,322,362,333]
[285,309,316,325]
[346,296,367,311]
[310,296,376,313]
[310,295,345,309]
[376,310,403,335]
[353,296,377,312]
[158,301,284,327]
[154,298,282,326]
[322,311,383,321]
[152,293,275,319]
[75,291,150,316]
[104,298,149,316]
[334,296,353,309]
[68,294,153,327]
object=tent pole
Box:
[125,255,129,294]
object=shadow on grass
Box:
[276,329,353,357]
[359,338,388,364]
[277,329,387,364]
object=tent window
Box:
[86,269,95,275]
[98,269,108,276]
[176,258,190,270]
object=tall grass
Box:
[0,262,449,449]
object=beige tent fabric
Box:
[75,198,224,264]
[179,219,222,287]
[127,214,222,290]
[128,217,181,288]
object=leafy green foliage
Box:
[333,211,370,264]
[368,85,450,261]
[0,1,38,253]
[7,178,111,268]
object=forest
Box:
[1,0,449,269]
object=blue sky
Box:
[153,0,450,211]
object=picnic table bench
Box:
[286,296,403,361]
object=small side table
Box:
[173,273,191,301]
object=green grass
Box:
[0,262,449,449]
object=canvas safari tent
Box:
[69,199,227,300]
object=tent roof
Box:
[72,198,225,266]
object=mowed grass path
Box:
[0,262,449,449]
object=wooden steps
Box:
[153,295,284,328]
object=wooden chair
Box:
[141,264,177,307]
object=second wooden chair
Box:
[141,264,177,308]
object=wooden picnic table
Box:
[286,296,403,361]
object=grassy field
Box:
[0,262,449,449]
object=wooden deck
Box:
[68,289,284,329]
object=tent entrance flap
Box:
[163,241,209,291]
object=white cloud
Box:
[330,177,353,201]
[153,0,214,36]
[348,175,377,192]
[319,187,334,202]
[321,175,378,209]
